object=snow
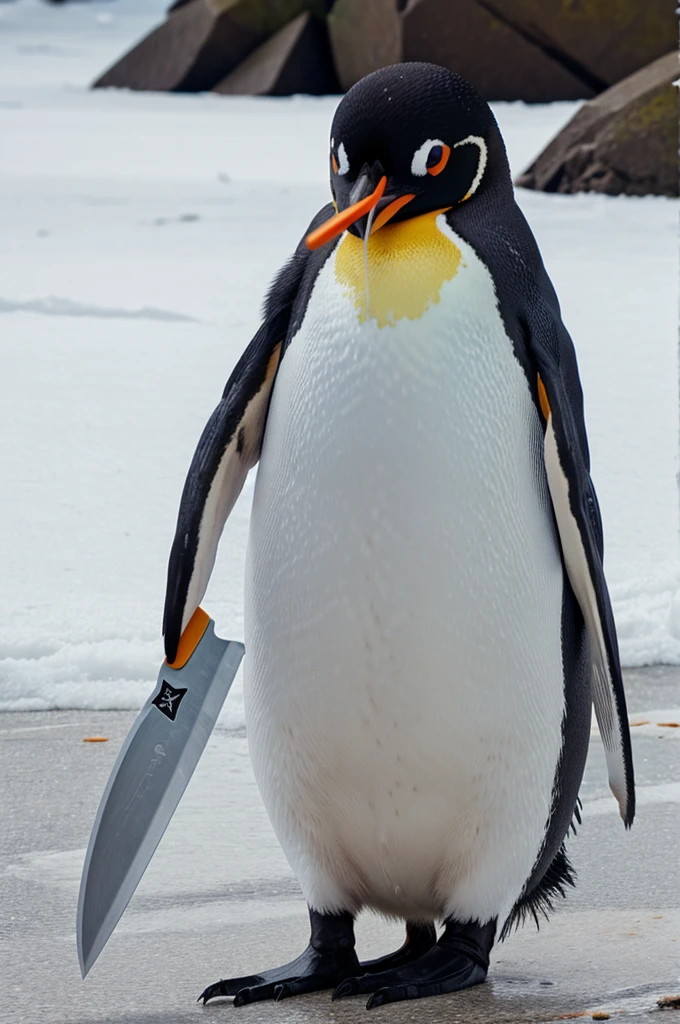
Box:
[1,1,678,715]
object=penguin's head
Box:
[306,63,508,250]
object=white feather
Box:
[543,417,628,819]
[337,141,350,176]
[453,135,487,197]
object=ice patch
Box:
[0,634,246,727]
[0,296,198,322]
[612,571,680,666]
[4,848,85,890]
[591,708,680,738]
[627,709,680,737]
[116,898,301,935]
[0,636,162,711]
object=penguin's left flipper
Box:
[162,205,335,663]
[527,297,635,827]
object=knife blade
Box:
[77,608,244,977]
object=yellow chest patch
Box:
[334,209,463,329]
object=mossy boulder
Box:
[93,0,326,92]
[327,0,402,92]
[402,0,592,101]
[483,0,677,91]
[517,52,679,196]
[215,12,339,95]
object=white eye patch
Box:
[336,141,350,176]
[453,135,488,197]
[411,138,446,177]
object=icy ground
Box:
[1,1,679,715]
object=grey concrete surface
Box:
[2,666,679,1024]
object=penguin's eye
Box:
[411,139,450,178]
[426,145,443,169]
[331,141,350,176]
[426,143,450,177]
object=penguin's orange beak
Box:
[305,176,388,251]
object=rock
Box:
[327,0,599,101]
[93,0,323,93]
[327,0,402,92]
[402,0,592,102]
[166,0,194,13]
[215,12,339,95]
[475,0,677,92]
[658,994,680,1009]
[516,52,679,197]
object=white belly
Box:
[244,219,565,925]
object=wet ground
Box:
[2,666,679,1024]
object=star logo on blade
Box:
[152,680,188,722]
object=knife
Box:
[77,607,244,977]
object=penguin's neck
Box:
[334,209,463,329]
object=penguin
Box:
[162,62,635,1009]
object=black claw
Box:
[366,988,388,1009]
[232,988,250,1007]
[235,982,283,1006]
[371,984,424,1009]
[198,980,226,1004]
[199,973,268,1004]
[332,978,358,1001]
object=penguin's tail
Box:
[499,844,577,941]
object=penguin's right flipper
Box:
[163,204,335,663]
[525,295,635,828]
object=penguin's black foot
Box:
[199,909,359,1006]
[359,921,437,974]
[332,917,496,1009]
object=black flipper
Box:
[526,291,635,826]
[162,205,335,662]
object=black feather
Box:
[500,844,576,941]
